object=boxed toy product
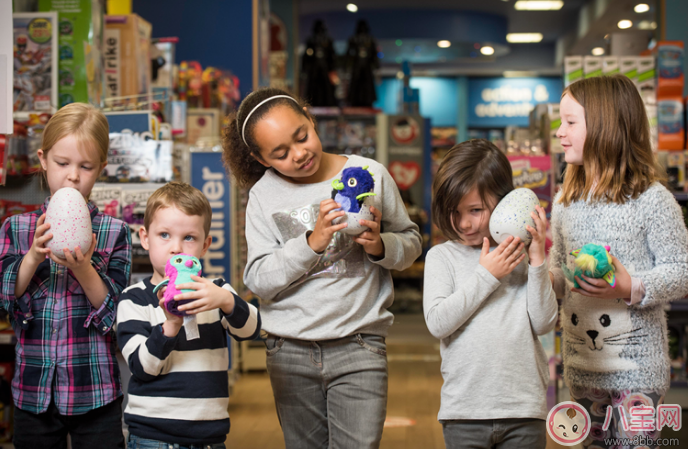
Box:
[38,0,104,107]
[584,56,602,79]
[104,14,152,100]
[620,56,638,84]
[637,56,656,104]
[602,56,619,75]
[564,56,583,87]
[13,12,58,113]
[657,41,684,98]
[90,185,122,218]
[658,150,685,191]
[658,98,685,151]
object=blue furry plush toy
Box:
[331,166,376,212]
[562,243,617,289]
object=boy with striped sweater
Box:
[117,182,260,448]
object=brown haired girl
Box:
[222,87,421,448]
[424,139,557,448]
[551,74,688,449]
[0,102,132,448]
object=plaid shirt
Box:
[0,198,131,415]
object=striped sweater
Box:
[116,277,261,445]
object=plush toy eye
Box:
[175,257,183,263]
[193,260,197,265]
[599,314,611,327]
[571,313,578,326]
[572,424,578,433]
[348,177,357,187]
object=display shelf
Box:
[0,331,14,346]
[670,298,688,312]
[391,261,425,280]
[674,192,688,202]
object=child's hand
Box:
[572,255,632,299]
[479,236,526,280]
[27,214,52,265]
[525,205,548,267]
[308,199,348,253]
[157,285,183,337]
[174,275,236,315]
[353,206,384,257]
[49,233,97,276]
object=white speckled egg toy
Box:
[489,188,539,245]
[46,187,93,258]
[333,196,375,236]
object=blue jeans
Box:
[442,418,546,449]
[127,434,226,449]
[265,334,388,449]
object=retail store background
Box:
[2,0,688,448]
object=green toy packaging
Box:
[38,0,104,107]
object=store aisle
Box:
[226,313,446,449]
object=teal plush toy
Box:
[562,243,617,289]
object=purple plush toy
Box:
[153,253,202,317]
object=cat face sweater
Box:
[550,183,688,392]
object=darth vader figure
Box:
[346,20,379,108]
[301,20,337,107]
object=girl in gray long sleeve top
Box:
[424,139,558,449]
[551,75,688,449]
[222,88,422,449]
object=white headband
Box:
[239,95,299,146]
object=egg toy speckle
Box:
[489,188,539,245]
[45,187,92,259]
[153,254,203,317]
[331,166,377,236]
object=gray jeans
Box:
[265,334,388,449]
[441,418,546,449]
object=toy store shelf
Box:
[673,192,688,201]
[391,261,425,280]
[0,331,15,346]
[670,298,688,312]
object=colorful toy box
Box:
[38,0,104,107]
[657,41,684,98]
[658,97,685,151]
[104,14,152,100]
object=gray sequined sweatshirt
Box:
[550,182,688,392]
[243,155,422,340]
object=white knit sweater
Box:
[550,182,688,392]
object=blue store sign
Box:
[468,78,562,127]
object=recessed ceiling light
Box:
[437,40,451,48]
[396,71,405,80]
[592,47,605,56]
[506,33,544,43]
[346,3,358,12]
[514,1,564,10]
[634,3,650,13]
[480,46,495,55]
[618,20,633,29]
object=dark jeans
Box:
[13,396,125,449]
[442,418,546,449]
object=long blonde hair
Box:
[558,75,665,206]
[42,102,109,163]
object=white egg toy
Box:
[333,196,375,236]
[489,188,540,245]
[45,187,93,259]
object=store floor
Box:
[224,313,575,449]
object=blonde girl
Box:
[551,74,688,449]
[0,103,131,449]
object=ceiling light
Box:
[437,40,451,48]
[634,3,650,13]
[592,47,605,56]
[514,1,564,10]
[396,71,405,80]
[506,33,544,43]
[503,70,538,77]
[618,20,633,29]
[480,46,495,55]
[346,3,358,12]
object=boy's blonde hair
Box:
[559,75,665,206]
[42,102,109,163]
[144,182,213,237]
